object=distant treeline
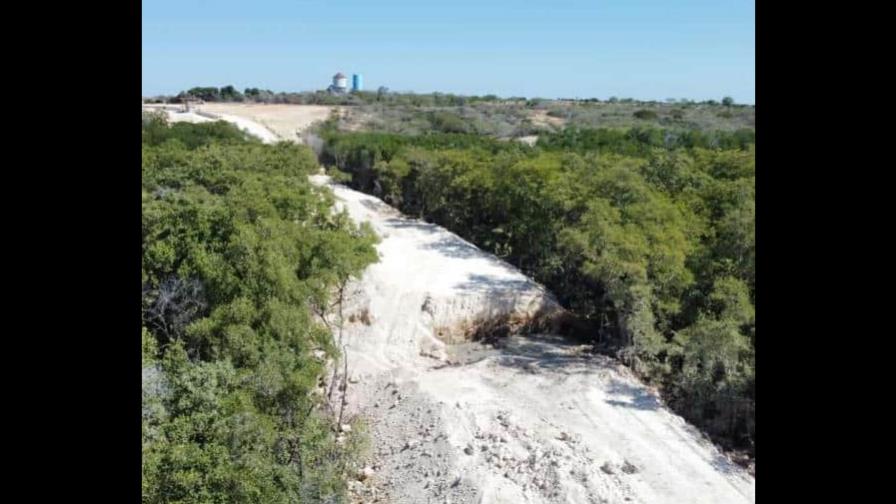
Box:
[538,127,755,154]
[316,121,755,457]
[144,86,518,106]
[144,86,751,109]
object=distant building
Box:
[328,72,348,94]
[352,74,363,92]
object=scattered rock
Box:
[421,295,435,315]
[464,444,474,455]
[621,460,639,474]
[340,423,352,433]
[600,462,615,474]
[357,466,375,481]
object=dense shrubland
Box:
[334,98,753,136]
[142,112,378,503]
[316,121,755,457]
[544,100,754,132]
[336,99,753,137]
[146,87,754,134]
[537,127,755,154]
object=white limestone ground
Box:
[154,109,213,124]
[146,106,282,143]
[312,177,755,504]
[201,111,756,504]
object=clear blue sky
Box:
[143,0,754,103]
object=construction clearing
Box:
[146,109,757,503]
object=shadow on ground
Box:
[488,334,610,376]
[454,273,540,295]
[603,378,663,411]
[422,237,484,260]
[480,335,664,413]
[382,217,442,235]
[359,198,398,215]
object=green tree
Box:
[313,116,755,455]
[142,119,379,503]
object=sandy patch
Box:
[194,103,338,142]
[530,109,566,130]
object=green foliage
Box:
[326,167,353,184]
[633,109,658,120]
[143,326,159,365]
[158,86,753,133]
[317,126,755,453]
[541,99,754,132]
[142,112,254,149]
[537,126,755,155]
[178,85,245,102]
[427,110,472,133]
[142,119,378,503]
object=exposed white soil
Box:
[313,177,755,504]
[144,103,330,143]
[194,111,756,504]
[152,109,214,124]
[516,135,539,146]
[196,103,336,142]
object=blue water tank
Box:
[352,74,363,92]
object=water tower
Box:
[332,72,348,93]
[352,74,363,92]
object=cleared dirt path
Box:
[190,103,335,142]
[312,176,755,504]
[192,111,756,504]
